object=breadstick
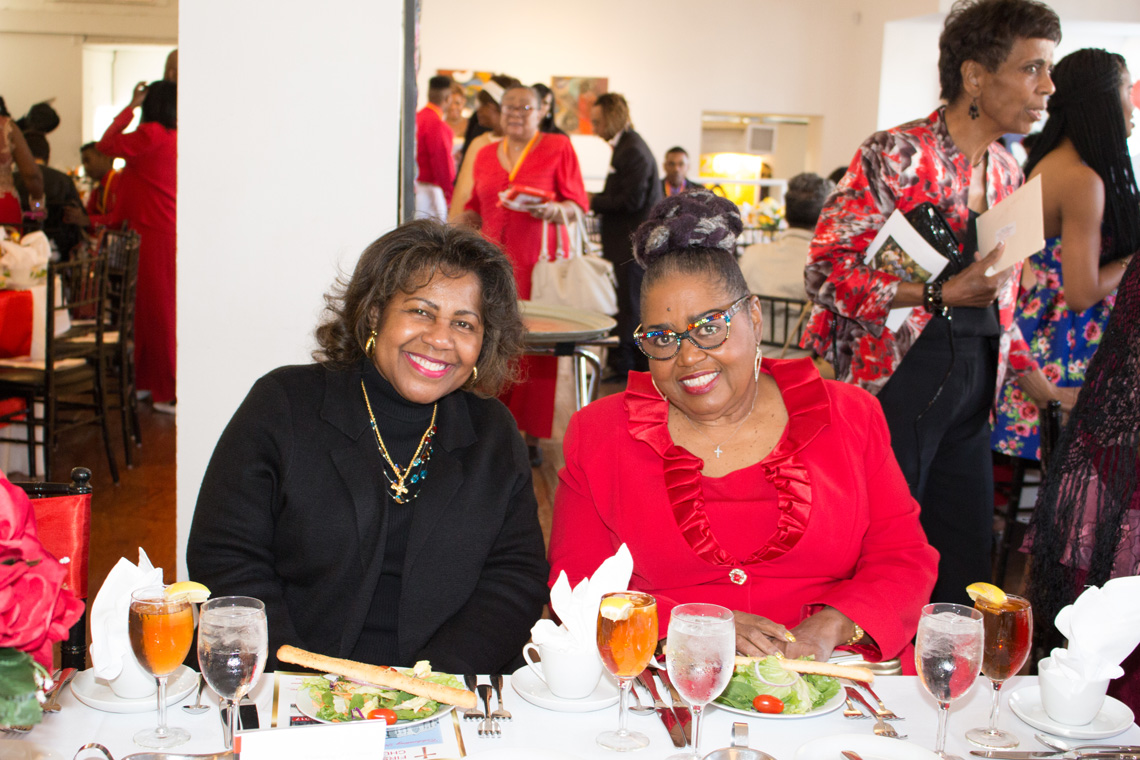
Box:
[277,645,477,709]
[733,655,875,684]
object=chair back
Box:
[100,229,141,339]
[13,466,93,670]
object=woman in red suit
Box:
[549,191,938,666]
[97,81,177,411]
[461,84,588,461]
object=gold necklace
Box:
[361,380,437,503]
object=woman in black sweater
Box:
[187,220,549,674]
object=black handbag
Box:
[905,203,967,280]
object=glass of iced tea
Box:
[966,594,1032,748]
[129,586,195,748]
[596,591,658,751]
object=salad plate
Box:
[295,689,454,729]
[714,686,846,720]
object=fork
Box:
[477,684,500,737]
[845,687,907,740]
[851,679,904,721]
[491,674,512,721]
[843,694,870,719]
[462,674,484,721]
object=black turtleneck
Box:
[352,360,437,665]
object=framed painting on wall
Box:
[437,70,494,113]
[551,76,608,135]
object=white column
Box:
[177,0,404,578]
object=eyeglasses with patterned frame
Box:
[633,295,753,360]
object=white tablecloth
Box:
[10,673,1140,759]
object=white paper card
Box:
[240,719,386,760]
[864,209,951,332]
[979,174,1045,275]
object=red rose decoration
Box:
[0,479,84,668]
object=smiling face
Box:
[970,37,1056,135]
[642,269,761,422]
[500,88,541,142]
[370,269,485,405]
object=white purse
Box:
[530,206,618,316]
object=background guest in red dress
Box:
[414,75,456,222]
[549,191,937,665]
[461,84,589,464]
[97,80,177,412]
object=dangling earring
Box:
[754,342,763,382]
[364,330,377,356]
[968,97,980,120]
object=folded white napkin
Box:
[89,548,164,679]
[1051,576,1140,681]
[531,544,634,653]
[0,230,50,290]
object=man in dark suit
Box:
[589,93,662,377]
[662,146,705,197]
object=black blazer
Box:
[662,178,705,195]
[590,129,663,265]
[187,363,549,674]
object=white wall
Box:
[419,0,939,180]
[176,0,404,579]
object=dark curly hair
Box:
[314,220,524,397]
[939,0,1061,104]
[141,80,177,130]
[1024,49,1140,265]
[631,190,749,309]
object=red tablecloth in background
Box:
[0,289,33,358]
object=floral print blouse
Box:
[801,108,1033,398]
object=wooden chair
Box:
[0,253,119,483]
[993,400,1063,586]
[97,229,142,464]
[13,467,93,670]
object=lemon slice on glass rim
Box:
[965,581,1006,607]
[165,581,211,603]
[599,596,633,621]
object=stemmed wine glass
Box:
[967,594,1032,748]
[128,586,196,748]
[916,603,985,760]
[664,603,735,760]
[198,596,268,750]
[596,591,658,751]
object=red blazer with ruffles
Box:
[549,357,939,663]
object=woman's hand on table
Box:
[784,607,856,663]
[942,242,1013,308]
[733,611,795,657]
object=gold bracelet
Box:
[844,622,864,646]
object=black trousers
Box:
[875,327,997,606]
[607,254,648,374]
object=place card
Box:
[239,719,386,760]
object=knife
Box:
[654,668,692,746]
[636,669,686,748]
[42,667,78,712]
[970,753,1140,759]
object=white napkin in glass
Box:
[89,548,164,680]
[531,544,633,653]
[1051,576,1140,681]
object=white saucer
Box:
[1008,685,1135,739]
[70,665,198,713]
[510,664,619,712]
[796,734,941,760]
[0,740,65,760]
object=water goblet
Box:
[128,586,195,748]
[665,603,735,760]
[596,591,658,751]
[916,602,985,760]
[198,596,268,750]
[966,594,1032,748]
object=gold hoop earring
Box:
[364,330,377,356]
[754,342,763,382]
[470,365,478,385]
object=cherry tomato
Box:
[752,695,784,714]
[367,708,398,725]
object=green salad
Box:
[300,661,463,723]
[715,656,841,715]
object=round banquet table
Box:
[10,673,1140,760]
[521,301,617,412]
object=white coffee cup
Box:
[522,642,603,700]
[1038,656,1110,726]
[108,652,157,699]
